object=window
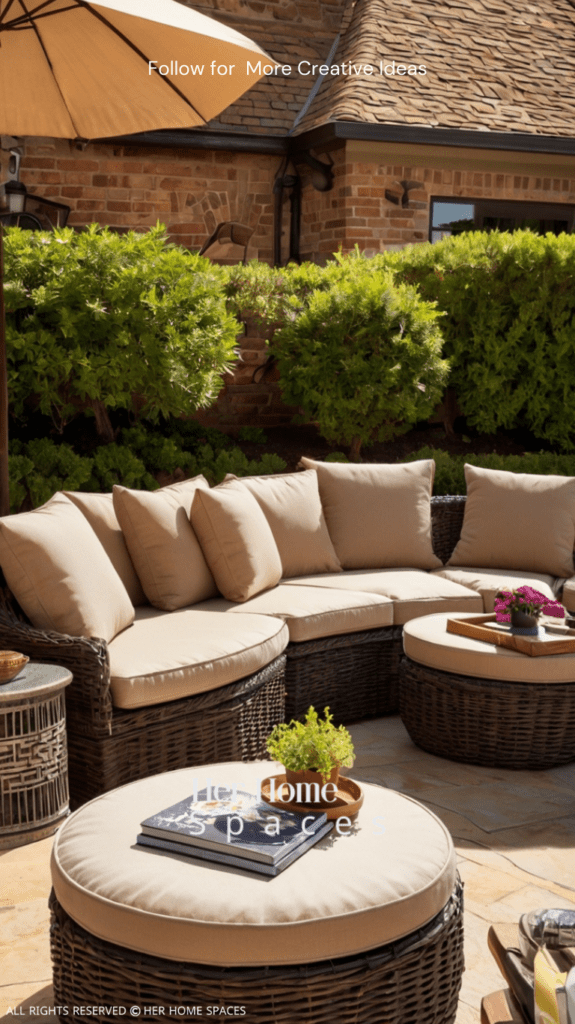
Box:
[430,197,575,242]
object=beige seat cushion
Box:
[114,478,218,611]
[403,611,575,683]
[285,569,483,624]
[448,465,575,577]
[227,471,341,578]
[300,458,442,571]
[65,491,146,606]
[433,567,559,613]
[108,606,289,709]
[51,761,456,967]
[0,493,134,642]
[195,585,393,642]
[191,486,282,602]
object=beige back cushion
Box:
[64,491,147,606]
[0,493,134,641]
[113,478,218,611]
[228,471,341,578]
[191,486,282,602]
[300,458,442,571]
[448,464,575,577]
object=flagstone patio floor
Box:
[2,713,575,1023]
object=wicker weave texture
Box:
[67,656,286,807]
[285,627,403,723]
[50,881,463,1024]
[0,690,69,842]
[400,656,575,769]
[431,495,466,565]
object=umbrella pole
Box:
[0,223,10,516]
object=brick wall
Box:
[7,136,284,262]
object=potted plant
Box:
[495,586,565,635]
[266,706,354,806]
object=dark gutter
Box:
[292,121,575,156]
[95,128,289,155]
[97,122,575,158]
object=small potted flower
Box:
[494,586,565,635]
[266,706,354,806]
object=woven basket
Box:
[400,655,575,769]
[50,879,464,1024]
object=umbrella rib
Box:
[76,0,207,124]
[5,4,80,29]
[0,0,19,27]
[16,0,83,135]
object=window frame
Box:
[429,196,575,242]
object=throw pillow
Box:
[226,470,341,578]
[448,464,575,577]
[190,486,282,602]
[0,492,134,641]
[300,457,441,571]
[64,490,146,606]
[113,477,218,611]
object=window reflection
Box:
[430,199,574,241]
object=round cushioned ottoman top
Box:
[404,611,575,683]
[51,761,456,968]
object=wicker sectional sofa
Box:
[1,458,574,807]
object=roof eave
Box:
[292,121,575,156]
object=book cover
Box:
[136,820,333,877]
[140,788,327,865]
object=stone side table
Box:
[0,663,72,849]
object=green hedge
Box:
[405,447,575,495]
[5,224,239,439]
[386,231,575,450]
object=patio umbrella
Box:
[0,0,270,513]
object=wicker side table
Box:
[0,662,72,848]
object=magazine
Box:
[140,788,328,866]
[136,820,333,876]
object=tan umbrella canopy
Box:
[0,0,269,138]
[0,0,269,514]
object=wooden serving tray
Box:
[447,614,575,657]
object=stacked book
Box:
[137,788,333,876]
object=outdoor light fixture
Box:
[4,179,26,213]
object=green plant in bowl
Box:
[266,706,354,785]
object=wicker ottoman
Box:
[50,762,464,1024]
[400,612,575,769]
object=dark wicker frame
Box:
[400,655,575,769]
[0,496,466,806]
[49,879,464,1024]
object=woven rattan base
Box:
[50,880,464,1023]
[400,656,575,769]
[285,627,403,724]
[68,655,286,808]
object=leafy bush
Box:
[4,224,239,438]
[188,444,286,485]
[271,257,449,458]
[388,231,575,449]
[237,426,268,444]
[9,438,93,510]
[405,446,575,495]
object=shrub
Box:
[405,446,575,495]
[4,224,239,439]
[271,258,449,458]
[388,231,575,449]
[9,438,93,510]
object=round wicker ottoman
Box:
[400,612,575,769]
[50,762,464,1024]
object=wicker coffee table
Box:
[50,761,464,1023]
[0,662,72,849]
[400,612,575,769]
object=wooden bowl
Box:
[0,651,29,684]
[261,774,364,821]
